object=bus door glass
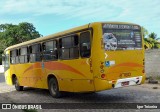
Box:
[80,31,93,76]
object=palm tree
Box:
[143,31,160,49]
[148,32,160,40]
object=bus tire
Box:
[14,77,23,91]
[49,78,62,98]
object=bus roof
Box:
[4,22,139,51]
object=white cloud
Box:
[0,0,121,17]
[1,0,160,21]
[1,0,160,36]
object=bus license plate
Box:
[121,81,129,86]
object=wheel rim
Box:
[50,81,57,95]
[15,79,19,89]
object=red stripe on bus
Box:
[45,62,85,77]
[23,62,85,77]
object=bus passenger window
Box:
[29,44,41,62]
[10,49,19,64]
[42,40,58,61]
[19,47,28,63]
[59,35,79,59]
[70,35,79,59]
[80,31,91,58]
[59,37,70,59]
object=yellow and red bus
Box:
[2,22,146,98]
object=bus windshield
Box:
[102,23,142,50]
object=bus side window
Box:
[10,50,19,64]
[53,41,58,60]
[29,44,41,62]
[70,35,79,59]
[10,51,14,64]
[42,40,58,61]
[59,37,70,59]
[19,47,28,63]
[59,35,79,60]
[16,49,19,64]
[80,31,91,58]
[59,38,62,59]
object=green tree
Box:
[0,22,42,64]
[144,32,160,49]
[149,32,160,40]
[149,32,157,40]
[142,26,160,49]
[142,27,151,49]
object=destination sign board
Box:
[103,24,140,30]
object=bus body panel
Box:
[4,69,12,85]
[104,50,144,80]
[91,22,145,91]
[43,59,94,92]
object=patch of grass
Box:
[23,109,38,112]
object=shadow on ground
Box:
[1,86,134,103]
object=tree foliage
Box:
[141,27,160,49]
[0,22,42,51]
[0,22,42,64]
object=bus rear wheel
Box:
[14,77,23,91]
[49,78,62,98]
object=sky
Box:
[0,0,160,37]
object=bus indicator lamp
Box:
[101,74,106,79]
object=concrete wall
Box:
[145,49,160,77]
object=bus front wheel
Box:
[14,77,23,91]
[49,78,62,98]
